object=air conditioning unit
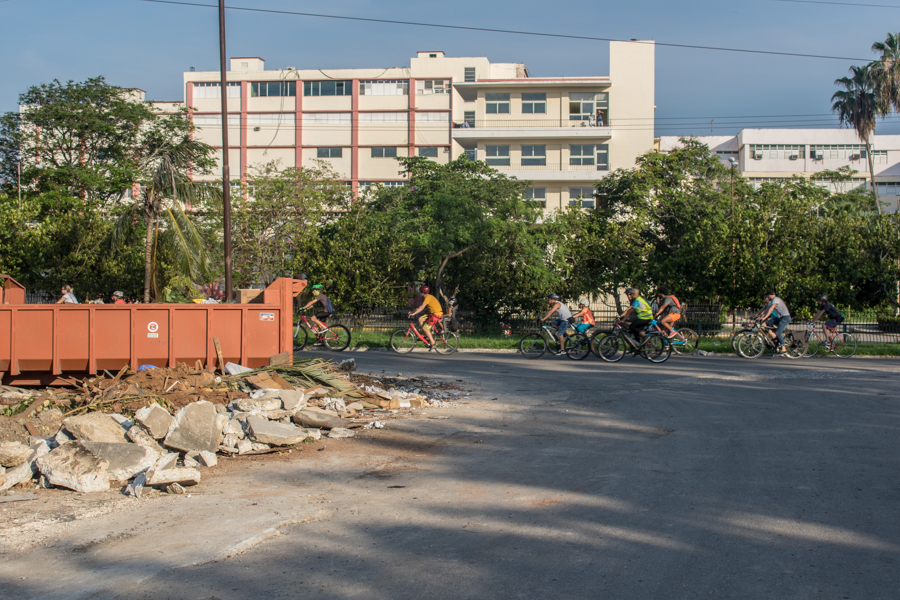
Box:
[253,127,260,131]
[789,155,798,160]
[849,153,860,160]
[753,152,763,160]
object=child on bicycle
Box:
[408,285,443,348]
[301,284,334,331]
[653,286,682,338]
[810,294,843,349]
[573,298,595,334]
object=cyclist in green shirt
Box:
[618,287,653,341]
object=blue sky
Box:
[2,0,899,136]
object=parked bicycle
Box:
[735,321,804,359]
[519,320,591,360]
[591,320,672,363]
[801,322,857,358]
[294,314,351,351]
[390,318,459,354]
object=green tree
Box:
[832,65,882,214]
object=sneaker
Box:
[551,349,564,356]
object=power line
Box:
[136,0,870,62]
[771,0,900,8]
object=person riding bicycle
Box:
[540,293,573,355]
[653,286,682,338]
[811,294,843,349]
[573,298,595,334]
[409,285,443,348]
[618,287,653,341]
[756,290,791,356]
[301,284,334,331]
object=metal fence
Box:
[26,291,55,304]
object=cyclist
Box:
[540,293,573,355]
[618,287,653,342]
[301,284,334,331]
[409,285,443,348]
[653,286,682,338]
[810,294,843,349]
[756,290,791,356]
[573,298,595,334]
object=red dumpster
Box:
[1,275,26,305]
[0,277,305,386]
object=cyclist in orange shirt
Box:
[408,285,443,348]
[573,299,595,334]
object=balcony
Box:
[452,119,611,140]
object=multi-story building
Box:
[170,43,655,211]
[658,130,900,211]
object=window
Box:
[485,145,510,166]
[877,181,900,195]
[809,144,868,160]
[250,81,296,97]
[303,80,352,96]
[359,181,407,189]
[359,80,409,95]
[749,144,806,160]
[247,113,295,125]
[570,187,595,208]
[464,67,476,82]
[193,114,240,125]
[417,80,450,95]
[486,93,510,114]
[872,150,888,164]
[521,145,546,166]
[569,92,595,121]
[302,113,352,124]
[464,149,477,161]
[418,112,450,122]
[418,147,439,157]
[570,144,595,166]
[317,148,342,158]
[597,144,609,171]
[359,112,408,123]
[522,93,546,114]
[194,82,240,99]
[371,147,398,158]
[464,111,475,127]
[524,187,546,208]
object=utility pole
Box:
[218,0,233,303]
[17,161,21,209]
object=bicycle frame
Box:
[649,320,690,347]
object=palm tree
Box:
[872,33,900,114]
[832,65,882,215]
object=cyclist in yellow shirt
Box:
[408,285,443,348]
[618,287,653,341]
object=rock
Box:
[183,455,200,468]
[250,442,271,451]
[126,424,167,454]
[292,410,343,430]
[36,442,110,493]
[346,402,364,411]
[0,442,33,467]
[163,401,219,453]
[275,390,307,412]
[166,482,186,494]
[223,418,244,437]
[327,427,355,439]
[0,440,50,491]
[108,414,133,429]
[134,403,175,439]
[246,415,309,446]
[62,412,128,443]
[229,411,252,423]
[126,472,146,498]
[0,466,6,487]
[302,428,322,441]
[197,450,217,467]
[234,397,282,412]
[222,433,241,448]
[215,412,229,433]
[145,453,201,487]
[339,358,357,371]
[261,409,294,421]
[54,429,74,447]
[236,439,253,454]
[214,403,227,414]
[81,442,160,482]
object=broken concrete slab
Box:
[36,441,110,493]
[62,412,129,443]
[223,418,244,437]
[0,440,50,491]
[126,424,167,454]
[125,472,146,498]
[53,429,74,447]
[302,428,322,441]
[134,403,174,439]
[233,397,282,412]
[246,415,309,446]
[224,362,252,375]
[261,409,295,421]
[108,413,134,429]
[0,441,32,468]
[145,453,201,487]
[0,466,5,487]
[183,455,200,468]
[81,442,160,482]
[271,389,306,412]
[327,428,355,439]
[292,410,344,431]
[197,450,217,467]
[250,442,271,451]
[163,401,219,453]
[222,433,241,449]
[236,439,253,454]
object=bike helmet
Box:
[112,291,124,298]
[449,296,457,304]
[311,284,324,291]
[420,285,430,294]
[816,294,828,302]
[624,287,637,295]
[546,293,560,300]
[578,297,588,307]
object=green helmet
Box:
[311,284,324,290]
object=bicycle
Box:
[591,320,672,363]
[519,320,591,360]
[735,321,804,359]
[801,322,857,358]
[648,321,700,355]
[390,318,459,354]
[294,314,351,351]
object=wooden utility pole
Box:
[218,0,233,302]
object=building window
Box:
[569,92,595,121]
[247,113,295,125]
[418,147,439,157]
[872,150,888,164]
[360,181,407,189]
[360,112,408,123]
[250,81,296,97]
[416,80,450,95]
[750,144,806,160]
[193,82,240,99]
[464,149,477,161]
[521,145,546,166]
[486,145,510,166]
[303,80,352,96]
[569,187,595,208]
[876,181,900,195]
[524,187,546,208]
[359,80,409,96]
[193,114,240,125]
[522,93,546,114]
[570,144,595,166]
[464,67,476,83]
[418,112,450,122]
[463,111,475,127]
[486,93,510,114]
[809,144,869,160]
[597,144,609,171]
[371,147,398,158]
[317,148,343,158]
[302,113,352,124]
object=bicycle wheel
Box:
[831,333,857,358]
[596,333,627,363]
[671,328,699,355]
[323,324,351,351]
[519,333,547,359]
[589,330,610,359]
[434,331,460,354]
[293,325,310,351]
[731,330,751,354]
[737,332,765,358]
[782,332,805,359]
[804,335,823,357]
[390,328,417,353]
[565,333,591,360]
[641,335,672,363]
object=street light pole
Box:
[218,0,233,303]
[729,158,735,222]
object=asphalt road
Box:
[2,351,898,600]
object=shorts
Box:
[551,318,569,335]
[575,323,592,334]
[824,319,838,329]
[424,313,443,331]
[666,313,681,323]
[314,311,332,322]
